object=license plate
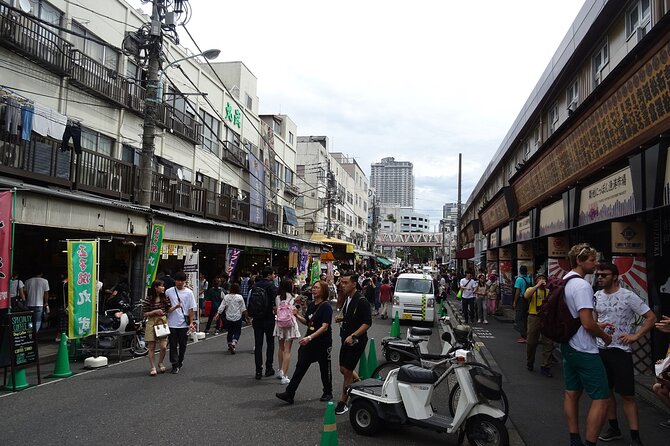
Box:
[401,313,413,320]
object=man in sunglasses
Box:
[594,263,655,446]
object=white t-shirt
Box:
[25,276,49,307]
[9,279,24,298]
[595,287,650,352]
[459,278,477,299]
[218,293,247,321]
[166,286,197,328]
[564,271,598,354]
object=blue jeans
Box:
[30,306,43,333]
[226,318,243,344]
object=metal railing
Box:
[0,130,71,186]
[75,149,134,200]
[231,198,250,226]
[205,190,232,222]
[126,83,146,115]
[158,103,202,144]
[222,143,247,169]
[69,50,127,106]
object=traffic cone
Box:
[3,368,29,391]
[320,401,338,446]
[49,332,74,378]
[358,349,369,380]
[439,300,446,318]
[390,311,400,337]
[367,338,378,378]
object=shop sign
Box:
[272,239,290,251]
[225,102,242,128]
[0,191,12,310]
[161,242,191,260]
[487,249,498,260]
[289,243,300,253]
[516,242,533,260]
[346,244,355,254]
[67,241,97,339]
[489,231,498,248]
[539,199,566,236]
[226,248,242,277]
[665,144,670,206]
[500,226,511,246]
[516,216,531,242]
[9,312,38,368]
[548,236,569,258]
[578,167,635,226]
[498,247,512,260]
[611,222,646,254]
[146,225,164,286]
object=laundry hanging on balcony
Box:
[32,102,66,139]
[0,88,34,142]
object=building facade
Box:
[370,157,414,207]
[460,0,670,372]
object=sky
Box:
[132,0,586,227]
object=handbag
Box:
[154,322,170,338]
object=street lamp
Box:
[138,48,220,207]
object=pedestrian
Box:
[9,271,26,312]
[561,243,613,446]
[379,278,392,319]
[486,271,500,316]
[374,275,382,316]
[475,273,488,324]
[652,317,670,428]
[25,270,50,333]
[165,271,197,374]
[595,262,656,446]
[204,278,224,334]
[248,266,278,380]
[198,272,208,313]
[513,265,532,343]
[275,280,333,404]
[274,278,301,384]
[524,273,554,376]
[334,272,372,415]
[143,279,171,376]
[458,271,476,324]
[214,282,248,354]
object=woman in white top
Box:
[274,278,300,384]
[214,283,248,354]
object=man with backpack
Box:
[513,265,532,343]
[248,266,278,380]
[560,244,613,446]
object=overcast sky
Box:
[133,0,586,227]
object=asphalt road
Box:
[0,312,481,446]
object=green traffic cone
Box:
[367,338,378,379]
[4,368,29,391]
[49,333,74,378]
[390,311,400,338]
[439,300,446,317]
[358,348,369,380]
[320,401,338,446]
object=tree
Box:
[385,214,397,223]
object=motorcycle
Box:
[348,349,509,446]
[82,302,148,357]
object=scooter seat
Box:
[397,364,438,384]
[409,327,433,336]
[407,336,427,344]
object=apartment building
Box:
[370,157,414,207]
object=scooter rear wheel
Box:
[349,399,380,436]
[465,414,509,446]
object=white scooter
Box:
[347,350,509,446]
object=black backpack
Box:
[539,275,582,343]
[248,286,268,319]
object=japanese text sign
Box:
[67,241,97,339]
[146,224,164,287]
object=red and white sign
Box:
[0,192,12,310]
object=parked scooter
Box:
[348,350,509,445]
[382,324,473,364]
[82,302,148,357]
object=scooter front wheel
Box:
[465,414,509,446]
[130,335,149,357]
[448,382,509,424]
[349,399,380,436]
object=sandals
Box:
[158,363,166,373]
[149,368,157,376]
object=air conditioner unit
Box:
[282,224,295,235]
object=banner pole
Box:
[9,189,16,314]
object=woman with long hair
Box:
[142,279,171,376]
[214,282,248,353]
[276,280,333,404]
[273,278,301,384]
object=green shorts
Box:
[561,343,609,400]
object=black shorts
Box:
[339,337,367,371]
[599,348,634,396]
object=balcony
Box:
[126,83,146,115]
[265,204,279,233]
[69,50,128,107]
[158,103,201,145]
[0,4,72,75]
[222,142,247,169]
[231,197,250,226]
[284,183,300,196]
[205,190,231,222]
[75,149,134,200]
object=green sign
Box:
[225,102,242,128]
[67,241,98,339]
[146,224,164,287]
[272,239,289,251]
[10,313,37,367]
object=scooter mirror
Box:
[441,332,452,343]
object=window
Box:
[273,160,282,180]
[284,167,293,186]
[273,119,282,134]
[27,0,62,34]
[245,93,253,109]
[592,40,608,87]
[197,173,217,193]
[199,110,220,154]
[548,102,559,134]
[121,144,140,166]
[288,131,294,145]
[626,0,651,38]
[81,128,113,156]
[71,22,118,70]
[566,79,579,110]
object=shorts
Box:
[339,337,368,371]
[145,316,169,343]
[599,348,634,396]
[561,343,609,400]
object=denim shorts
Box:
[561,343,609,400]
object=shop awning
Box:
[455,247,475,259]
[375,256,393,266]
[283,206,298,226]
[354,249,374,258]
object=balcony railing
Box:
[126,83,146,115]
[265,205,279,232]
[174,181,205,216]
[205,190,232,222]
[0,130,71,186]
[0,4,72,75]
[222,143,247,169]
[231,198,250,226]
[158,103,201,145]
[69,50,128,107]
[284,184,300,196]
[75,149,134,200]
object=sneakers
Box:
[280,376,290,385]
[540,367,553,378]
[477,319,482,323]
[598,426,622,442]
[515,337,527,343]
[335,401,348,415]
[526,363,534,371]
[276,370,284,380]
[265,369,276,377]
[171,366,180,374]
[275,391,294,404]
[483,319,489,324]
[319,393,333,402]
[255,372,262,380]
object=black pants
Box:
[226,318,243,344]
[286,344,332,396]
[169,327,189,368]
[253,319,275,373]
[205,309,222,332]
[461,298,475,323]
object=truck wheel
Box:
[349,400,380,436]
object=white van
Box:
[392,273,435,324]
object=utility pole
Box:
[368,194,378,253]
[326,160,335,238]
[456,153,462,254]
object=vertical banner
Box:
[499,260,513,306]
[226,247,242,278]
[183,250,199,299]
[310,260,321,285]
[145,224,164,287]
[248,152,265,225]
[0,191,12,310]
[67,241,97,339]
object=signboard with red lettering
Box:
[0,191,11,310]
[145,224,164,287]
[67,241,97,339]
